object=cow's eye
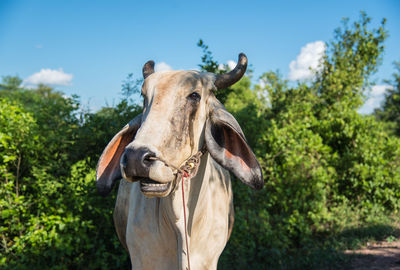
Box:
[188,92,201,102]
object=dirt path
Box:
[344,240,400,270]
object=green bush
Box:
[218,13,400,269]
[0,96,132,269]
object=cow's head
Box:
[96,53,263,197]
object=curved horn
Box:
[214,53,248,90]
[142,60,155,79]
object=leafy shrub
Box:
[219,13,400,269]
[0,96,132,269]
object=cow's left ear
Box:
[205,97,264,190]
[96,114,142,196]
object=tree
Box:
[0,99,39,261]
[315,11,387,109]
[121,73,143,101]
[375,61,400,136]
[0,76,23,91]
[0,81,133,269]
[197,39,241,104]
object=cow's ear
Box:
[96,114,142,196]
[205,97,263,190]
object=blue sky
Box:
[1,0,399,113]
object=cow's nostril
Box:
[143,152,156,166]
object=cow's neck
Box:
[160,153,210,270]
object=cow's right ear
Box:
[96,114,142,196]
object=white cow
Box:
[96,53,263,270]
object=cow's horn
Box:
[214,53,248,90]
[143,60,155,79]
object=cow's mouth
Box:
[139,178,171,195]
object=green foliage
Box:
[375,61,400,136]
[224,76,267,147]
[1,156,129,269]
[197,39,235,104]
[315,12,387,109]
[0,84,82,176]
[218,13,400,269]
[0,76,23,91]
[0,86,134,268]
[1,99,40,265]
[76,100,142,167]
[121,73,143,101]
[197,39,220,73]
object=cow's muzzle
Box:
[120,147,175,197]
[121,147,153,178]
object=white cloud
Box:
[370,84,388,96]
[24,68,73,86]
[227,60,237,70]
[288,41,326,81]
[358,85,392,114]
[218,60,237,71]
[155,62,172,72]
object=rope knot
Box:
[178,146,206,180]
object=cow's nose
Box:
[121,148,156,178]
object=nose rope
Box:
[181,171,190,270]
[147,146,206,177]
[147,146,206,270]
[147,156,181,173]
